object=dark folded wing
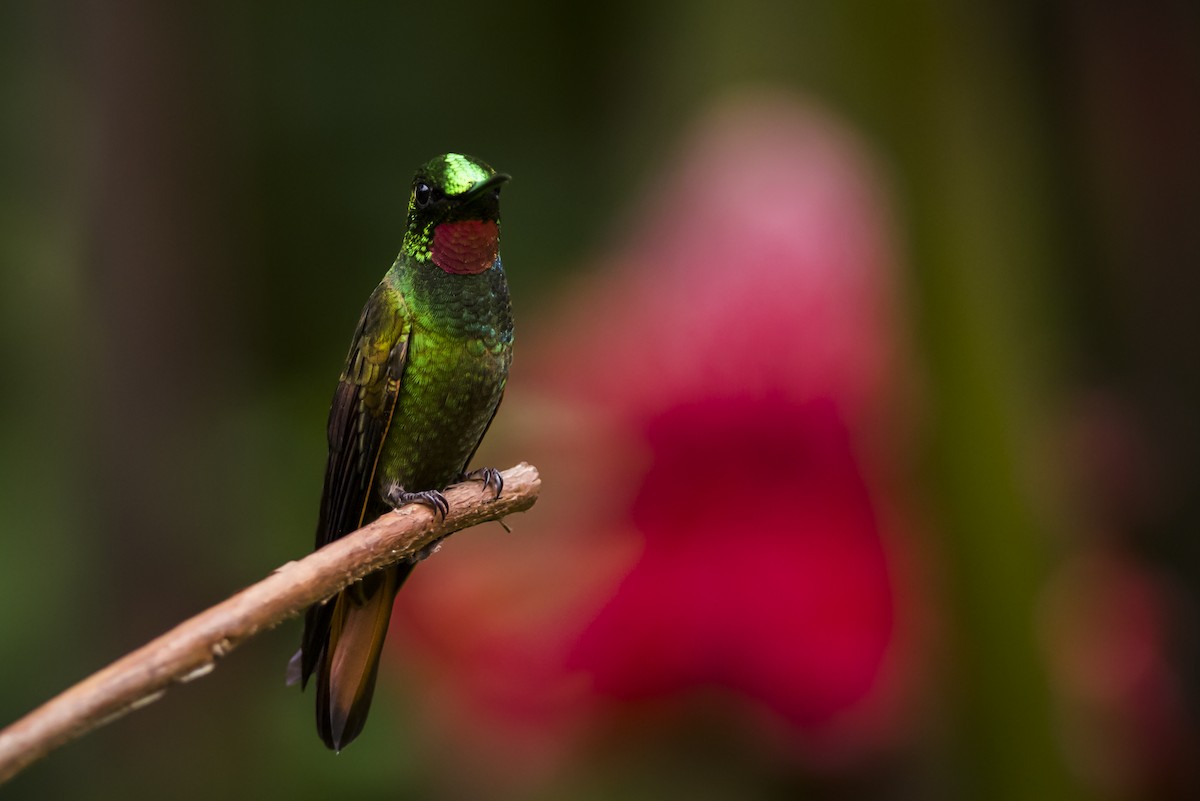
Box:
[315,280,411,549]
[299,280,410,685]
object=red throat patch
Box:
[431,219,500,275]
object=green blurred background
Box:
[2,1,1198,799]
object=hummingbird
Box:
[292,153,514,751]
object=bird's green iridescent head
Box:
[402,153,510,275]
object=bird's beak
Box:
[461,172,511,201]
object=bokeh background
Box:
[2,1,1198,799]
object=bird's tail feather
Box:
[314,565,408,751]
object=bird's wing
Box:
[299,279,410,686]
[316,280,411,549]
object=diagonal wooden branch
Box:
[0,462,541,785]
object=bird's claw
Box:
[461,467,503,499]
[384,482,449,520]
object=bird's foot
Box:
[384,482,449,520]
[460,467,503,499]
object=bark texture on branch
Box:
[0,462,541,784]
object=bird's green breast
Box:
[375,261,512,494]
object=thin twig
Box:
[0,462,541,785]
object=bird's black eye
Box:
[414,183,432,207]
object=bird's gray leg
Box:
[384,481,451,563]
[459,467,503,498]
[384,481,449,519]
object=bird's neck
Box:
[430,219,500,275]
[402,218,500,276]
[392,254,507,339]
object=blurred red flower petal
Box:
[569,396,894,730]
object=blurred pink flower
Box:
[392,91,926,778]
[567,394,895,732]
